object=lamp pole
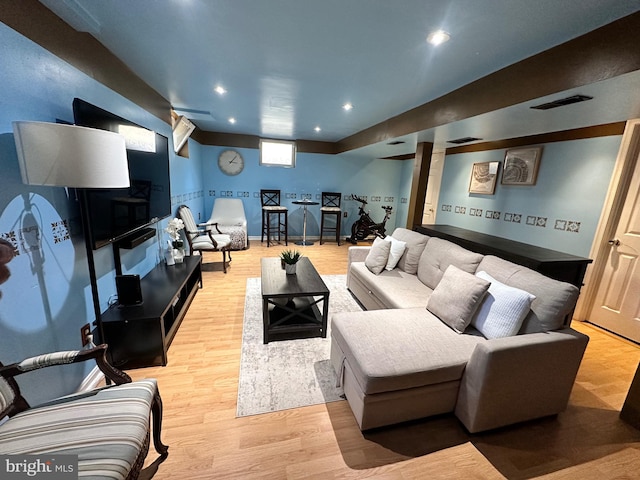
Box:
[79,188,105,344]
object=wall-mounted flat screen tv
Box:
[72,98,171,249]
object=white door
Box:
[589,152,640,343]
[422,151,445,224]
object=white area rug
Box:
[236,274,362,417]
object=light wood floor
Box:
[130,240,640,479]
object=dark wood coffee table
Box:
[261,257,329,343]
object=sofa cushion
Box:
[417,237,484,289]
[350,262,433,308]
[331,308,486,395]
[390,228,429,274]
[0,379,157,480]
[384,235,407,271]
[472,271,536,339]
[427,265,490,333]
[364,236,391,274]
[477,255,579,332]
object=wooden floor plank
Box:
[128,240,640,479]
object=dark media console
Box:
[101,255,202,369]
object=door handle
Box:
[608,239,621,246]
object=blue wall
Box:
[0,24,202,403]
[201,146,409,239]
[436,137,621,257]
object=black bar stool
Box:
[319,192,342,245]
[260,189,288,247]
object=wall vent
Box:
[530,94,593,110]
[447,136,482,145]
[387,140,405,145]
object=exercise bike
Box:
[347,194,393,244]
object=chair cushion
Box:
[0,379,157,480]
[320,206,341,212]
[262,206,287,211]
[216,226,246,250]
[192,233,231,250]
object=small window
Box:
[259,139,296,168]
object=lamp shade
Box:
[12,121,130,188]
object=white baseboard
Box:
[77,365,105,393]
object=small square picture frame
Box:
[468,161,499,195]
[501,147,542,186]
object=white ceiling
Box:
[41,0,640,158]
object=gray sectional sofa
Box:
[330,228,589,433]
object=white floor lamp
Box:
[12,121,130,343]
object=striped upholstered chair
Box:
[0,344,167,480]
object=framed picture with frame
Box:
[501,147,542,185]
[468,161,499,195]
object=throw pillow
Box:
[384,236,407,271]
[427,265,490,333]
[472,271,536,339]
[364,237,392,275]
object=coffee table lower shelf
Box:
[263,295,327,343]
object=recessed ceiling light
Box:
[228,117,236,124]
[342,102,353,111]
[427,30,450,46]
[314,126,321,132]
[214,85,226,95]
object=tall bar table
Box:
[292,199,319,246]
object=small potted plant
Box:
[280,249,302,275]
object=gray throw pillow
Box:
[364,237,391,275]
[427,265,490,333]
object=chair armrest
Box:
[455,329,589,433]
[198,221,223,235]
[0,344,131,386]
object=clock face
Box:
[218,149,244,176]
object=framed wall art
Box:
[468,161,499,195]
[501,147,542,185]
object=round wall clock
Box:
[218,149,244,176]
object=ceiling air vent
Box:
[447,137,482,145]
[387,140,405,145]
[530,94,593,110]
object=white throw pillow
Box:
[384,236,407,271]
[472,271,536,339]
[364,237,392,275]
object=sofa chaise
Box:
[330,227,589,433]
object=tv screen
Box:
[72,98,171,249]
